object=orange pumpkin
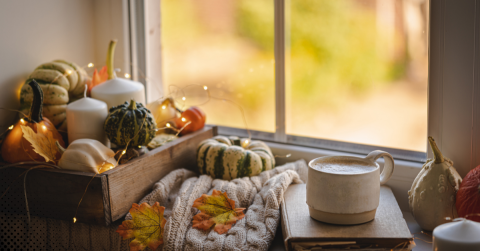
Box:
[175,106,206,135]
[1,80,65,163]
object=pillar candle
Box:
[433,219,480,251]
[66,96,109,146]
[90,78,146,110]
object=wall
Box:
[0,0,97,132]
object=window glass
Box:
[286,0,429,151]
[161,0,275,132]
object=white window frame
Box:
[109,0,480,210]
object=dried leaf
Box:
[192,189,245,234]
[88,66,108,96]
[20,125,58,163]
[116,202,167,251]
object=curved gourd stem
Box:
[428,136,445,164]
[107,40,117,80]
[28,80,43,123]
[55,141,66,155]
[128,99,137,110]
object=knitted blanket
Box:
[128,159,307,251]
[0,160,307,251]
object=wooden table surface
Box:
[269,211,433,251]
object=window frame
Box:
[125,0,480,208]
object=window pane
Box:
[286,0,428,152]
[161,0,275,132]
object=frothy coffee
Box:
[313,159,377,174]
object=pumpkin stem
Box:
[55,141,66,155]
[128,99,137,110]
[428,136,445,164]
[28,79,43,123]
[107,40,117,80]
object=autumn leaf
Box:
[116,202,167,251]
[87,65,108,96]
[20,125,58,163]
[192,189,246,234]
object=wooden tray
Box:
[0,126,217,226]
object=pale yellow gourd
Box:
[56,139,117,174]
[408,137,463,231]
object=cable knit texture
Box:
[0,160,307,251]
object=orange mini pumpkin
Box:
[1,80,65,163]
[175,106,206,135]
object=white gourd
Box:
[408,137,463,231]
[57,139,118,174]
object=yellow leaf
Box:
[20,125,58,163]
[116,202,167,251]
[192,189,245,234]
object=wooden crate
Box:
[0,126,217,226]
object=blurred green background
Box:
[161,0,428,151]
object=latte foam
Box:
[313,161,377,174]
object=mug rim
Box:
[308,155,379,176]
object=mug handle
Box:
[365,150,394,185]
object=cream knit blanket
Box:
[127,159,307,251]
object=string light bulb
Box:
[8,125,13,130]
[162,105,166,110]
[122,150,126,155]
[87,63,94,68]
[66,70,73,75]
[181,117,186,122]
[138,145,142,149]
[42,125,47,130]
[73,217,77,223]
[166,123,171,128]
[125,73,131,79]
[203,86,208,90]
[20,119,24,123]
[182,97,186,101]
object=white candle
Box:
[90,78,146,110]
[66,92,109,146]
[433,219,480,251]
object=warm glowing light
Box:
[162,105,166,110]
[203,86,208,90]
[20,119,25,123]
[166,123,171,128]
[182,97,186,101]
[138,145,142,149]
[124,73,131,78]
[73,217,77,223]
[87,63,94,68]
[242,139,250,148]
[286,153,292,158]
[122,150,126,155]
[42,125,47,130]
[66,70,73,75]
[8,125,13,130]
[181,117,186,122]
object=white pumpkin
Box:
[57,139,117,174]
[408,137,463,231]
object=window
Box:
[139,0,480,178]
[158,0,429,161]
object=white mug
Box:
[306,150,394,225]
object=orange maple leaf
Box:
[87,65,108,96]
[116,202,167,251]
[192,189,246,234]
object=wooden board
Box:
[0,126,217,226]
[281,184,413,251]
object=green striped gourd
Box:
[104,99,157,147]
[19,60,90,130]
[197,136,275,180]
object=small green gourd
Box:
[104,99,157,147]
